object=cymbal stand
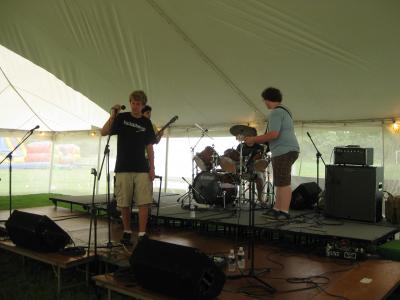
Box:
[177,131,205,208]
[235,142,246,213]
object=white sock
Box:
[124,230,132,234]
[138,232,146,237]
[280,210,289,214]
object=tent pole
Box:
[164,129,170,193]
[48,132,56,194]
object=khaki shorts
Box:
[271,151,299,187]
[115,172,152,207]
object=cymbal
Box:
[229,125,257,137]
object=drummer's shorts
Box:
[271,151,299,187]
[114,172,152,207]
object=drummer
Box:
[236,132,266,204]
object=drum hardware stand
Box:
[306,132,326,188]
[211,150,219,172]
[262,154,274,207]
[227,172,276,294]
[233,141,247,217]
[0,125,39,217]
[179,128,206,208]
[176,177,206,209]
[190,131,206,182]
[222,191,226,209]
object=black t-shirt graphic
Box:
[110,112,156,172]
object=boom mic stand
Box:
[177,129,205,208]
[306,132,326,188]
[0,125,39,217]
[97,134,118,249]
[228,172,275,294]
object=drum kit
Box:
[181,124,272,209]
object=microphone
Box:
[111,105,126,112]
[194,123,208,132]
[30,125,40,132]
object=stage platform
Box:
[1,206,400,299]
[49,193,399,252]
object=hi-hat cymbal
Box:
[229,125,257,137]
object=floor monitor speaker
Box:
[291,182,322,210]
[130,236,225,300]
[5,210,72,252]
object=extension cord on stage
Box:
[325,241,366,261]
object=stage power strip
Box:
[325,241,366,261]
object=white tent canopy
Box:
[0,0,399,132]
[0,45,108,131]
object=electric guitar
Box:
[156,115,178,139]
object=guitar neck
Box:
[156,116,178,136]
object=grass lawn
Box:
[0,193,86,212]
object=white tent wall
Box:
[1,122,399,198]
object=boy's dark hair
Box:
[261,87,282,102]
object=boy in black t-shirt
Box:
[101,90,156,246]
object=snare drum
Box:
[192,171,238,206]
[193,146,217,171]
[219,148,240,173]
[247,150,269,172]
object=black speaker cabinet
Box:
[325,165,383,222]
[130,237,225,300]
[291,182,322,210]
[5,210,72,252]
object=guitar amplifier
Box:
[334,146,373,166]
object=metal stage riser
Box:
[139,214,397,258]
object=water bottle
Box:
[237,246,245,270]
[227,249,236,272]
[189,202,196,218]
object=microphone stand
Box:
[306,132,326,188]
[97,134,116,248]
[227,171,275,294]
[87,168,98,257]
[0,126,38,216]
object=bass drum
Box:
[192,172,238,206]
